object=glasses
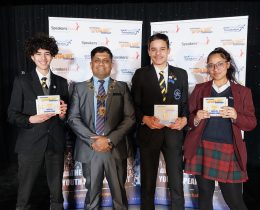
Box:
[93,59,112,65]
[206,61,227,71]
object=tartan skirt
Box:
[184,140,248,183]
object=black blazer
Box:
[8,70,69,154]
[131,64,189,124]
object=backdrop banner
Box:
[151,15,248,210]
[49,16,248,210]
[48,17,143,209]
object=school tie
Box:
[96,80,106,135]
[159,70,167,102]
[41,77,49,95]
[41,77,48,89]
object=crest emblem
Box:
[174,89,181,100]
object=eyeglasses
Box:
[206,61,227,71]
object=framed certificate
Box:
[36,95,60,114]
[154,105,178,126]
[203,97,228,116]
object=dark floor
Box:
[0,161,259,210]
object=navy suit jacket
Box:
[8,70,69,154]
[131,64,189,145]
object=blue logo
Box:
[174,89,181,100]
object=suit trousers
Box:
[82,151,128,210]
[16,150,64,210]
[139,128,185,210]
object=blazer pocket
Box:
[112,93,122,96]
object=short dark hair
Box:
[207,47,238,83]
[90,46,113,60]
[147,33,170,49]
[24,33,59,57]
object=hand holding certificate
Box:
[154,105,178,126]
[36,95,61,115]
[203,97,228,117]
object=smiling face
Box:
[148,39,170,70]
[90,52,113,80]
[31,48,53,75]
[207,53,230,86]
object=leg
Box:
[45,150,64,210]
[82,152,105,210]
[162,131,184,210]
[195,175,215,210]
[16,153,44,210]
[219,182,248,210]
[104,154,127,210]
[140,146,161,210]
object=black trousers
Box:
[140,129,185,210]
[195,175,248,210]
[16,150,64,210]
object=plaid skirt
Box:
[184,140,248,183]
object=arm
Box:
[131,69,144,124]
[67,84,96,146]
[8,77,35,128]
[187,84,208,130]
[232,88,257,131]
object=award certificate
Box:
[154,105,178,126]
[203,97,228,116]
[36,95,60,114]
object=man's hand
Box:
[29,113,55,124]
[142,116,165,129]
[167,117,187,130]
[91,136,112,152]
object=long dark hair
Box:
[207,47,238,83]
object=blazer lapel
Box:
[105,78,116,116]
[31,70,44,96]
[230,82,240,109]
[166,66,177,103]
[149,65,163,98]
[104,78,117,133]
[202,80,213,97]
[49,72,57,95]
[85,79,95,127]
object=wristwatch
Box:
[107,138,113,147]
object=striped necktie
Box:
[41,77,48,89]
[96,80,106,135]
[159,70,167,102]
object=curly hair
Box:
[207,47,238,83]
[24,33,59,57]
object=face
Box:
[31,48,53,74]
[207,53,230,83]
[148,39,170,69]
[90,52,112,79]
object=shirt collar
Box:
[212,80,230,93]
[36,68,51,82]
[93,76,110,84]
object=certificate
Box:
[203,97,228,116]
[36,95,60,114]
[154,105,178,126]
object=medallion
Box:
[98,106,106,117]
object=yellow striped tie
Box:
[159,70,166,102]
[41,77,48,89]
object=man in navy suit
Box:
[131,33,188,210]
[8,33,69,210]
